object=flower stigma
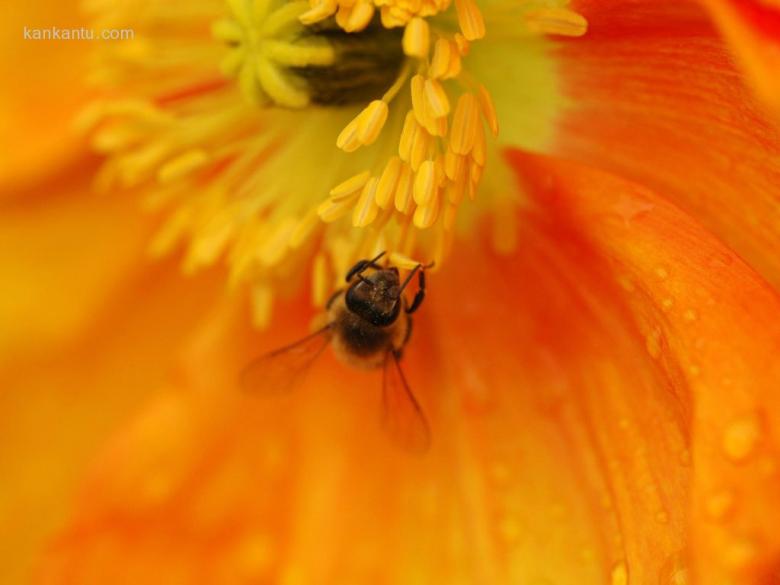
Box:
[79,0,587,326]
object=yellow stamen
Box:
[477,84,499,136]
[388,252,421,270]
[398,111,418,161]
[409,126,431,171]
[336,117,362,152]
[423,78,450,118]
[157,150,209,184]
[472,121,486,165]
[413,192,440,228]
[394,163,414,213]
[353,177,380,227]
[376,156,402,209]
[454,32,470,55]
[330,170,371,198]
[413,160,437,205]
[346,0,375,32]
[402,17,431,58]
[429,39,451,79]
[450,93,480,155]
[356,100,390,145]
[524,7,589,37]
[455,0,485,40]
[299,0,337,24]
[87,0,589,328]
[318,193,359,222]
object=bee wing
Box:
[241,324,333,395]
[381,350,431,453]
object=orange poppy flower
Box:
[2,0,780,584]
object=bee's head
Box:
[345,267,401,326]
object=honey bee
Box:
[241,252,432,451]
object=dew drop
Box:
[645,328,663,359]
[655,266,669,280]
[611,561,629,585]
[660,552,690,585]
[724,538,757,569]
[722,414,762,462]
[683,309,698,322]
[704,489,734,521]
[661,297,674,312]
[669,567,689,585]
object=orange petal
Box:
[30,171,720,582]
[699,0,780,116]
[0,161,152,360]
[0,0,92,193]
[513,151,780,584]
[555,0,780,294]
[0,257,224,585]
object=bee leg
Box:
[403,265,429,314]
[344,251,387,282]
[406,288,425,314]
[403,316,413,345]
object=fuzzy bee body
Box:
[242,252,431,451]
[327,287,410,369]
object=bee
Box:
[241,252,432,452]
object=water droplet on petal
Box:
[660,551,690,585]
[655,266,669,280]
[645,328,663,359]
[704,489,734,521]
[722,414,762,462]
[724,538,758,569]
[611,561,629,585]
[610,561,628,585]
[683,309,698,322]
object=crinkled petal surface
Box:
[699,0,780,116]
[35,153,780,584]
[485,0,780,290]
